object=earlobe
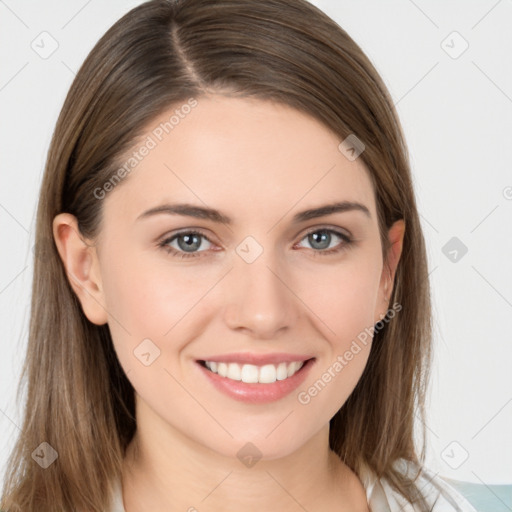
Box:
[52,213,108,325]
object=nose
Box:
[223,252,299,340]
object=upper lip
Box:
[197,353,314,365]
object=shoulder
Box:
[359,459,478,512]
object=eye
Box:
[158,227,353,260]
[295,227,352,256]
[158,230,215,259]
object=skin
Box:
[53,94,404,512]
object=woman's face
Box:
[66,95,403,460]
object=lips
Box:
[195,354,316,404]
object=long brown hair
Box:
[2,0,435,510]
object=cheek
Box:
[101,244,197,325]
[99,254,209,416]
[99,248,219,369]
[292,255,381,413]
[101,258,169,335]
[299,253,382,342]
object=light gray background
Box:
[1,0,511,487]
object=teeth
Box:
[227,362,241,380]
[204,360,305,383]
[217,362,228,377]
[276,362,288,380]
[241,364,259,383]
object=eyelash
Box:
[157,227,353,260]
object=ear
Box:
[375,219,405,322]
[52,213,108,325]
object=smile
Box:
[196,357,315,403]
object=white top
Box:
[358,460,477,511]
[110,459,477,511]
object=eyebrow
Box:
[136,200,371,225]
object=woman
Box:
[1,0,477,510]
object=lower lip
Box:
[196,359,315,404]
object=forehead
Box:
[102,95,376,225]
